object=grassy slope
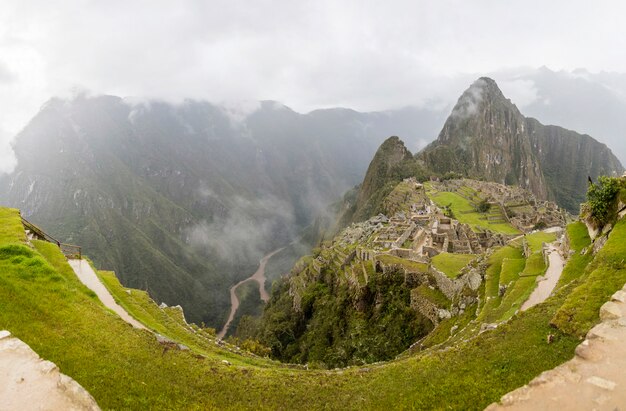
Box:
[96,269,270,366]
[432,253,476,279]
[425,186,520,235]
[555,222,592,287]
[0,208,613,410]
[552,218,626,336]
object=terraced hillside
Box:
[1,174,625,409]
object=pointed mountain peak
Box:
[449,77,513,120]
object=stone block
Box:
[599,301,622,321]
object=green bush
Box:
[477,199,491,213]
[586,176,620,225]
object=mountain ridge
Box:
[417,77,623,212]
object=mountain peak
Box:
[449,77,511,121]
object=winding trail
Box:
[217,246,286,339]
[68,259,146,330]
[521,243,565,311]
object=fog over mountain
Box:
[2,1,626,172]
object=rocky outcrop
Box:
[418,78,623,213]
[0,330,100,410]
[349,136,418,222]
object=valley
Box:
[2,167,625,409]
[1,77,626,410]
[218,245,285,339]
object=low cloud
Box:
[0,128,17,174]
[499,78,539,108]
[186,193,296,264]
[0,62,15,84]
[451,78,486,119]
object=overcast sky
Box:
[1,0,626,172]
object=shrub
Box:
[586,176,620,225]
[477,199,491,213]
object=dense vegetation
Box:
[256,269,432,368]
[585,175,623,224]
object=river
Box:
[217,246,286,339]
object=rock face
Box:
[0,96,436,327]
[352,137,416,220]
[0,330,100,410]
[418,77,624,213]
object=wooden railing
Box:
[21,217,81,259]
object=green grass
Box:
[499,258,526,285]
[96,269,272,366]
[426,189,520,235]
[432,253,476,279]
[556,222,593,288]
[375,254,429,272]
[418,304,477,349]
[0,208,26,244]
[525,232,557,253]
[477,245,524,322]
[519,253,547,277]
[0,207,612,410]
[552,219,626,337]
[413,284,451,308]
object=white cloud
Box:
[498,79,540,109]
[0,127,17,174]
[2,1,626,173]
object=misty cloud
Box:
[186,193,296,263]
[451,79,486,119]
[0,128,17,174]
[2,2,626,173]
[499,79,540,108]
[0,62,15,84]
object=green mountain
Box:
[1,169,625,408]
[418,77,624,212]
[0,96,443,327]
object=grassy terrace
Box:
[431,252,476,278]
[412,284,451,308]
[425,184,520,235]
[475,231,556,323]
[0,207,613,409]
[375,253,429,272]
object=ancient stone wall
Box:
[410,290,440,325]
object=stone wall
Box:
[410,290,440,325]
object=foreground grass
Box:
[0,208,26,244]
[96,269,272,367]
[0,209,605,410]
[431,253,476,279]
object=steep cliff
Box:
[418,77,623,213]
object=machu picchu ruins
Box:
[284,178,568,351]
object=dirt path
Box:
[488,285,626,410]
[520,244,564,311]
[68,259,146,330]
[0,330,100,410]
[217,246,286,339]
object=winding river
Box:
[217,246,286,339]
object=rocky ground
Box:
[0,330,100,411]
